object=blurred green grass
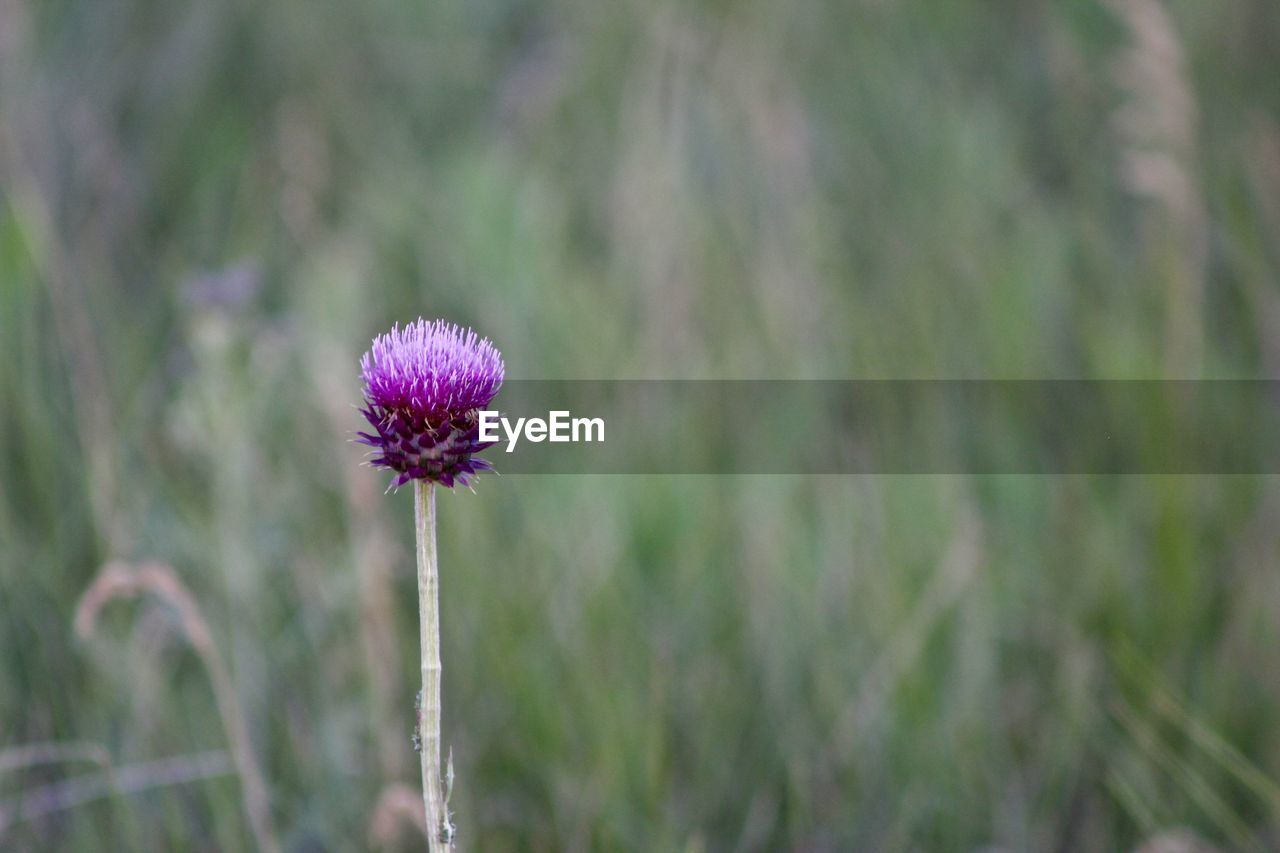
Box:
[3,0,1280,849]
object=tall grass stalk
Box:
[73,562,280,853]
[415,481,452,849]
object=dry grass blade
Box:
[1151,685,1280,814]
[834,509,983,758]
[368,782,429,849]
[1110,697,1260,851]
[1115,643,1280,818]
[1108,0,1206,376]
[1132,826,1223,853]
[0,741,111,776]
[74,560,280,853]
[0,751,234,840]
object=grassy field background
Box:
[3,0,1280,849]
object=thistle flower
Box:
[357,317,503,850]
[357,319,505,489]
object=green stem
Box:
[415,480,452,849]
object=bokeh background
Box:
[3,0,1280,849]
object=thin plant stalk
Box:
[360,319,501,846]
[415,480,451,849]
[74,561,280,853]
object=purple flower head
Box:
[357,319,504,489]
